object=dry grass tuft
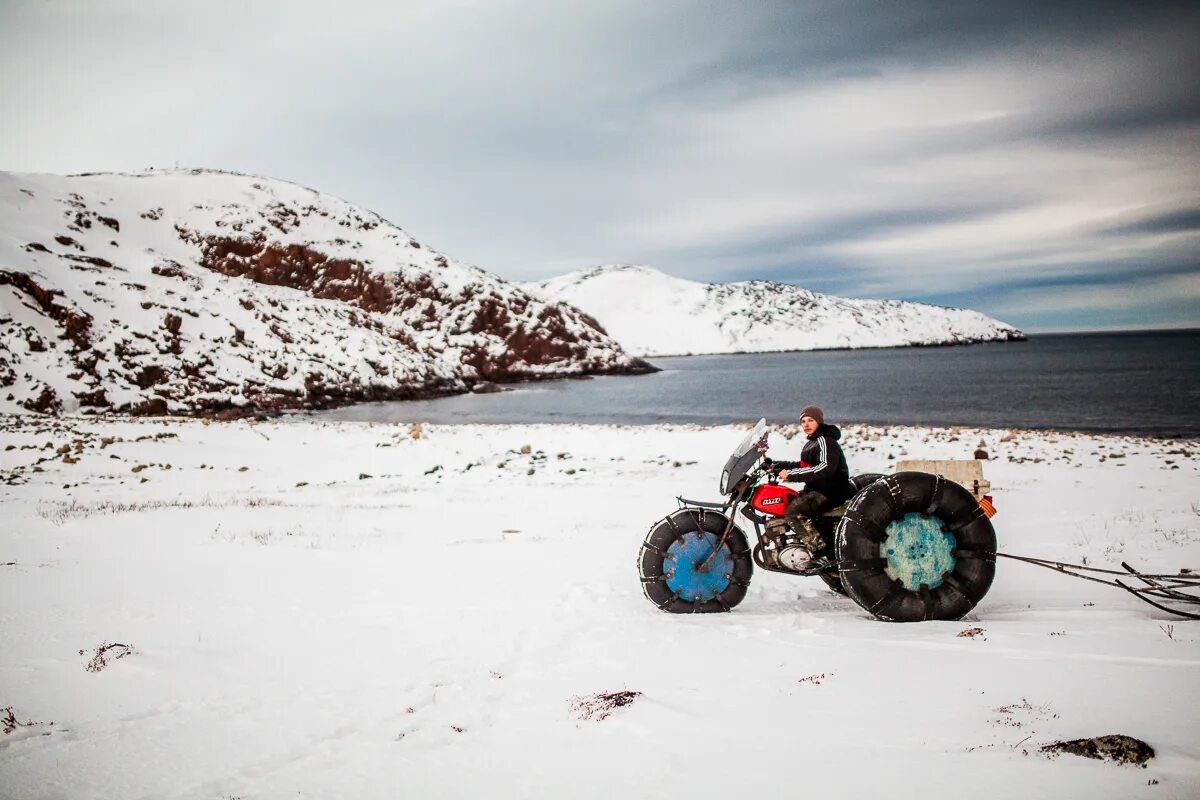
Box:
[80,641,135,672]
[39,496,282,524]
[569,690,642,722]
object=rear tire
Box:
[639,508,753,613]
[836,471,996,622]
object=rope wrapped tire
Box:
[639,508,753,613]
[836,471,996,622]
[816,473,886,595]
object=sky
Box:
[2,0,1198,332]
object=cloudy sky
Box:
[3,0,1197,331]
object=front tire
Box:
[638,508,753,613]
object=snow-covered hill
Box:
[0,170,652,416]
[527,265,1024,357]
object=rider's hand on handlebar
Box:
[777,469,790,482]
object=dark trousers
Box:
[784,490,829,549]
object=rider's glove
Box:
[761,457,775,471]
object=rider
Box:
[765,406,852,555]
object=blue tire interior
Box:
[882,512,957,589]
[664,532,734,602]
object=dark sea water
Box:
[310,330,1200,436]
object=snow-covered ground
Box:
[2,414,1198,799]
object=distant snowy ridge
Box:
[0,170,652,416]
[525,265,1024,357]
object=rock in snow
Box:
[0,170,653,416]
[526,265,1024,357]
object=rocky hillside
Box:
[527,265,1024,357]
[0,170,652,416]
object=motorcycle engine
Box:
[777,545,814,572]
[761,518,815,573]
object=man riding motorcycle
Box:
[763,405,853,560]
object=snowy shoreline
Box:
[623,333,1028,358]
[2,414,1198,798]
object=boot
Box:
[793,516,825,553]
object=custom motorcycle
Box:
[637,419,999,622]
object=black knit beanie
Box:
[800,405,824,425]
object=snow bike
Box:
[637,419,999,622]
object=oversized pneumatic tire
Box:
[835,471,996,622]
[816,473,887,596]
[639,508,753,613]
[849,473,886,493]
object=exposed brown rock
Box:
[184,232,399,313]
[127,397,169,416]
[135,366,167,388]
[0,270,93,352]
[74,388,109,407]
[179,230,651,385]
[63,253,114,269]
[1041,735,1154,767]
[151,262,185,279]
[3,174,654,419]
[23,386,61,415]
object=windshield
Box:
[720,418,766,494]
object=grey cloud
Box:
[1042,102,1200,140]
[673,1,1200,84]
[657,200,1021,262]
[1104,208,1200,237]
[2,0,1198,331]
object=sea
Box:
[309,330,1200,437]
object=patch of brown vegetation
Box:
[569,690,642,722]
[2,706,54,736]
[81,642,135,673]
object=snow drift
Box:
[0,170,652,417]
[526,265,1024,357]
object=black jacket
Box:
[773,424,853,505]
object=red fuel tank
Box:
[749,483,798,517]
